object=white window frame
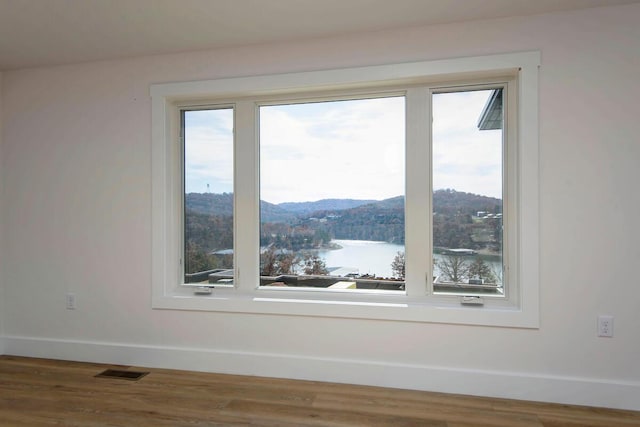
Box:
[151,51,540,328]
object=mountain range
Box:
[277,199,377,215]
[185,190,501,221]
[185,189,502,251]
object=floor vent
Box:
[95,369,149,381]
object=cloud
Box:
[259,96,405,204]
[433,90,503,199]
[184,109,234,194]
[183,89,503,202]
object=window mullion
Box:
[404,88,431,297]
[234,100,260,292]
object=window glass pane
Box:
[432,89,504,296]
[259,97,405,291]
[183,108,234,285]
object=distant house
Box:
[477,89,503,130]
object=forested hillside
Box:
[307,196,404,244]
[432,189,501,215]
[431,189,502,250]
[183,189,502,273]
[278,198,377,215]
[185,193,297,223]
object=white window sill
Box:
[152,287,538,328]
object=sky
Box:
[432,90,503,199]
[183,90,502,204]
[184,108,234,195]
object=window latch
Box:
[461,296,484,306]
[194,286,214,295]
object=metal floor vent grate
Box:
[95,369,149,381]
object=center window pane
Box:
[259,97,405,291]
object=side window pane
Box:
[432,89,504,296]
[259,97,405,291]
[183,108,234,284]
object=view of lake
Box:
[317,239,404,278]
[317,239,502,280]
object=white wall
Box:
[2,4,639,410]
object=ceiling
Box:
[1,0,638,71]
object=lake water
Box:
[317,239,404,278]
[317,239,502,280]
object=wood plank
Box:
[492,396,640,426]
[1,356,639,426]
[223,399,446,426]
[313,393,542,427]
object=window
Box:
[258,96,405,291]
[432,88,505,297]
[151,52,540,327]
[182,108,234,285]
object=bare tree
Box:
[260,247,279,276]
[436,255,469,283]
[490,263,503,285]
[467,257,497,283]
[302,253,329,275]
[391,251,405,279]
[260,247,301,276]
[277,252,299,275]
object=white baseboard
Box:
[3,335,639,411]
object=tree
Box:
[391,251,405,279]
[185,242,212,274]
[435,255,469,283]
[260,247,279,276]
[490,217,503,252]
[277,251,299,275]
[467,257,497,283]
[302,253,329,275]
[260,247,301,276]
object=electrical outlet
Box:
[597,315,613,337]
[66,293,76,310]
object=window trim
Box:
[151,51,540,328]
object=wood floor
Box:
[1,356,639,426]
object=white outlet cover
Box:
[598,315,614,337]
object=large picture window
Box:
[258,97,405,292]
[151,52,540,327]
